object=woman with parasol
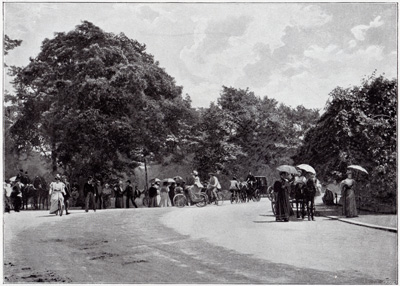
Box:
[273,166,294,222]
[340,169,358,218]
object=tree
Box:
[294,74,397,205]
[8,21,192,179]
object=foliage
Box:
[8,21,193,180]
[294,74,397,205]
[193,86,320,183]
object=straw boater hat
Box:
[55,174,61,180]
[192,170,198,176]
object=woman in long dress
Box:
[340,170,358,218]
[49,174,66,215]
[273,172,291,222]
[159,181,171,207]
[114,181,124,208]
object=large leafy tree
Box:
[8,21,191,179]
[193,86,319,183]
[294,74,397,204]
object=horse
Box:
[33,176,49,210]
[304,177,317,221]
[21,184,39,210]
[293,182,306,219]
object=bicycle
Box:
[204,188,224,206]
[173,187,207,208]
[230,189,240,204]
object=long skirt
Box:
[49,191,64,214]
[149,196,158,207]
[275,191,291,221]
[159,192,171,207]
[115,196,123,208]
[343,189,358,218]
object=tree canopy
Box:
[294,74,397,203]
[8,21,192,179]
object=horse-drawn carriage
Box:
[266,182,316,220]
[254,176,268,197]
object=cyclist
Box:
[49,174,66,216]
[207,173,220,204]
[229,176,240,201]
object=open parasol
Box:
[173,176,184,183]
[162,178,176,184]
[296,164,316,175]
[276,165,299,175]
[348,165,368,175]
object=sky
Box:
[3,2,397,110]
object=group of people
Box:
[146,170,222,207]
[272,167,358,222]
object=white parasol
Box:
[296,164,316,175]
[348,165,368,175]
[276,165,299,175]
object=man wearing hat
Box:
[207,172,220,204]
[62,175,71,215]
[83,176,96,212]
[124,180,138,208]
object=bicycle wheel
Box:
[173,194,187,208]
[196,194,207,207]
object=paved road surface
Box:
[3,198,397,284]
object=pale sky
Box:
[3,2,397,110]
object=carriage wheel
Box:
[196,194,207,207]
[173,194,187,208]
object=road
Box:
[3,197,397,284]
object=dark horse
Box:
[33,176,49,210]
[21,183,38,210]
[304,177,317,221]
[293,181,306,219]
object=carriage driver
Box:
[246,171,256,189]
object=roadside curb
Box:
[322,215,397,233]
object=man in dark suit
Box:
[62,175,71,215]
[84,176,96,212]
[124,180,138,208]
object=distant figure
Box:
[159,181,171,207]
[101,183,112,209]
[49,174,66,215]
[273,172,291,222]
[62,175,71,215]
[124,180,138,208]
[169,182,176,206]
[207,173,220,203]
[246,171,256,189]
[340,170,358,218]
[83,176,96,212]
[148,182,159,207]
[114,181,124,208]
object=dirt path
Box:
[3,200,396,284]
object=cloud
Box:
[290,5,333,28]
[351,16,384,41]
